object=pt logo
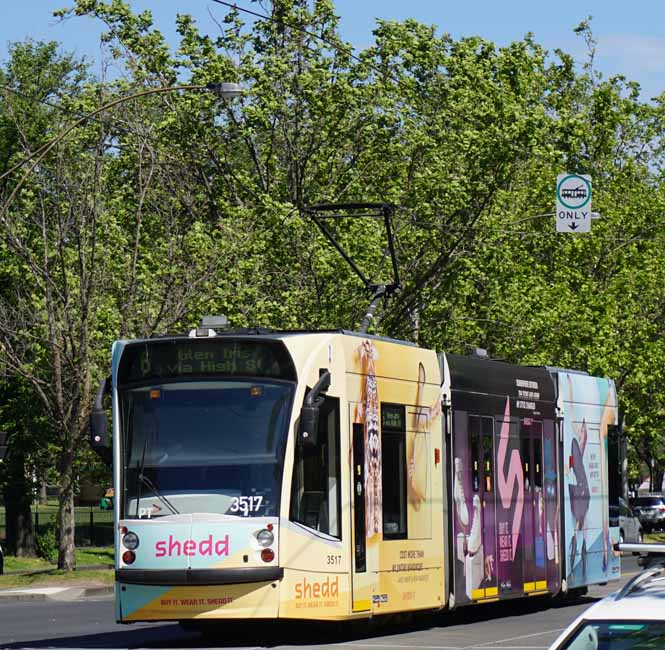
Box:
[138,503,162,519]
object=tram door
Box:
[520,419,547,594]
[351,421,371,612]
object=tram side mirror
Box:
[298,369,331,448]
[90,376,112,465]
[299,404,321,447]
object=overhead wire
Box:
[208,0,496,135]
[210,0,368,69]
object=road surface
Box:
[0,557,642,650]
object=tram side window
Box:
[469,416,492,493]
[290,396,341,538]
[521,431,531,488]
[608,424,621,504]
[381,403,407,540]
[482,417,494,493]
[469,416,480,493]
[533,437,542,488]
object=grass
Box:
[0,546,114,590]
[76,546,114,565]
[0,501,114,523]
[3,555,52,572]
[644,531,665,543]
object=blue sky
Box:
[1,1,664,98]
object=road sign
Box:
[556,173,592,233]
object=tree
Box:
[0,126,110,569]
[0,41,93,563]
[0,378,49,556]
[2,0,664,534]
[59,2,665,482]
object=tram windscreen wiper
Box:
[135,437,179,516]
[137,471,179,515]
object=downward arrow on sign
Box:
[569,223,579,231]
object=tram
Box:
[91,325,620,623]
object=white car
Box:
[609,499,643,544]
[549,544,665,649]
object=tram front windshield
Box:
[120,380,294,519]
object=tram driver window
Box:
[290,396,341,538]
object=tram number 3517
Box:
[229,495,263,515]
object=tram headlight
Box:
[122,531,140,550]
[256,529,274,548]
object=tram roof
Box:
[117,328,419,348]
[445,353,557,403]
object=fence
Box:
[0,507,114,546]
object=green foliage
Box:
[2,0,665,541]
[34,523,58,563]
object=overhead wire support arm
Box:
[382,203,400,292]
[305,204,373,290]
[359,285,388,334]
[302,203,401,334]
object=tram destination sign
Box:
[556,173,592,233]
[118,339,297,383]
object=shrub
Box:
[34,523,58,563]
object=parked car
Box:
[609,498,643,544]
[549,548,665,649]
[630,494,665,532]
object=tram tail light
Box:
[122,550,136,564]
[261,548,275,563]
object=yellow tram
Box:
[91,325,620,623]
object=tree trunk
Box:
[3,450,36,557]
[57,447,76,570]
